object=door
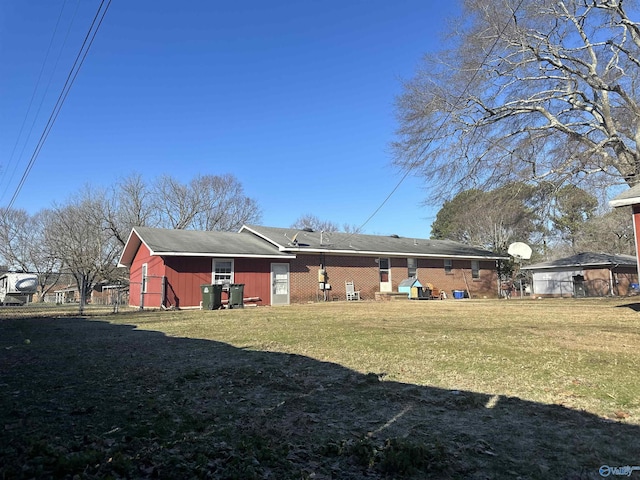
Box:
[271,263,290,305]
[379,257,392,292]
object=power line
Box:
[339,0,526,244]
[4,0,112,213]
[0,0,75,205]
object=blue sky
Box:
[0,1,460,238]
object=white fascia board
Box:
[151,251,296,259]
[609,197,640,208]
[283,247,506,260]
[118,227,146,267]
[524,262,631,270]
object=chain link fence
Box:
[0,285,132,319]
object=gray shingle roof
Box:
[521,252,637,270]
[119,224,508,268]
[118,226,292,267]
[242,225,506,259]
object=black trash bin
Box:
[228,284,245,309]
[201,284,223,310]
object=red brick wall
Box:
[289,254,499,302]
[290,254,379,303]
[584,266,638,296]
[613,267,638,296]
[416,258,497,298]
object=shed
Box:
[521,252,637,297]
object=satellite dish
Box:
[508,242,532,260]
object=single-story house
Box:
[47,281,127,305]
[521,252,638,297]
[117,224,507,308]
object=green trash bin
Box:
[201,284,223,310]
[228,284,245,309]
[201,285,214,310]
[211,284,223,309]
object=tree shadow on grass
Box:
[615,302,640,312]
[1,316,636,479]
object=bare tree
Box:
[0,208,32,270]
[101,173,261,242]
[104,173,157,247]
[44,190,122,312]
[291,214,341,232]
[0,208,62,300]
[394,0,640,201]
[189,174,262,231]
[570,206,636,255]
[152,175,200,230]
[290,214,364,233]
[152,174,261,231]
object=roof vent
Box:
[390,234,400,238]
[303,227,314,232]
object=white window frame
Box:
[141,263,148,293]
[471,260,480,279]
[444,259,453,274]
[212,259,234,285]
[407,258,417,278]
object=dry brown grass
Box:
[2,297,639,479]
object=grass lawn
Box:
[2,298,640,479]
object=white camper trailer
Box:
[0,273,38,305]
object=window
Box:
[407,258,417,278]
[444,259,452,274]
[379,258,390,283]
[141,263,148,293]
[213,259,234,285]
[471,260,480,279]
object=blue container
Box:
[453,290,464,299]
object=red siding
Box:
[634,205,640,283]
[161,257,274,308]
[129,243,166,308]
[234,258,273,306]
[164,257,212,308]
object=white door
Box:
[379,258,392,292]
[271,263,290,306]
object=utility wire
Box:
[0,0,73,204]
[336,0,525,246]
[4,0,112,213]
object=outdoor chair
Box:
[345,281,361,301]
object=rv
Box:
[0,273,38,305]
